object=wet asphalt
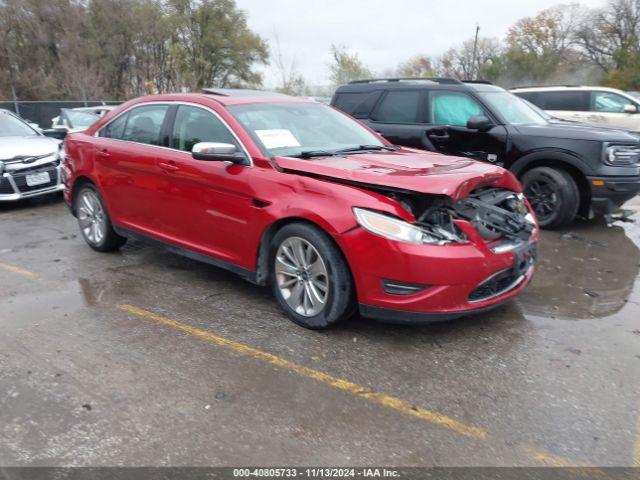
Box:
[0,195,639,467]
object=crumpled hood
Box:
[0,136,60,161]
[274,149,520,201]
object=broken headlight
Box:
[353,208,465,245]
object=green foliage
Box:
[329,45,372,87]
[0,0,269,99]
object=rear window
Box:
[332,93,370,114]
[372,90,420,123]
[535,91,589,111]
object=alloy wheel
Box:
[77,190,107,246]
[525,179,558,221]
[275,236,329,317]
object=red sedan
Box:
[62,90,538,329]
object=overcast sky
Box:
[234,0,607,87]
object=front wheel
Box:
[75,184,127,252]
[270,223,355,329]
[521,167,580,229]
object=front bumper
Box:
[0,163,65,201]
[587,175,640,216]
[338,223,537,323]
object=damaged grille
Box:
[468,267,523,302]
[389,187,535,245]
[454,188,535,242]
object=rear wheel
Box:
[76,184,126,252]
[521,166,579,229]
[270,223,355,329]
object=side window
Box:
[99,112,129,139]
[333,91,381,118]
[430,91,484,127]
[171,105,236,153]
[372,90,421,123]
[592,92,632,113]
[121,105,168,145]
[537,91,589,111]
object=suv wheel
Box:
[270,223,355,329]
[521,167,579,229]
[76,184,127,252]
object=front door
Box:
[153,104,255,268]
[423,90,508,166]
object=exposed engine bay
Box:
[388,187,536,244]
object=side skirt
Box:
[113,225,259,284]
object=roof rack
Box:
[462,79,493,85]
[202,88,288,97]
[348,77,463,85]
[511,84,582,89]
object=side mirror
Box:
[192,142,248,165]
[466,115,493,131]
[624,104,637,114]
[41,128,67,140]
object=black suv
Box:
[331,78,640,228]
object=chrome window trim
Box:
[94,101,253,167]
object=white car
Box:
[511,85,640,132]
[50,105,116,133]
[0,109,64,202]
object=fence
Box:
[0,101,123,129]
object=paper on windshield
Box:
[255,129,301,149]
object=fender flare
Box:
[508,149,593,178]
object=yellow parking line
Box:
[118,303,487,439]
[634,402,640,466]
[0,262,38,278]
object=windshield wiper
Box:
[334,144,396,154]
[293,150,338,159]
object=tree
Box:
[170,0,268,90]
[574,0,640,89]
[437,36,502,80]
[272,35,308,96]
[396,55,435,78]
[328,45,372,87]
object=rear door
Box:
[152,104,255,266]
[94,103,170,233]
[535,90,591,123]
[364,90,428,148]
[423,90,508,164]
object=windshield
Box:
[229,102,385,157]
[0,111,39,137]
[62,109,100,129]
[479,91,547,125]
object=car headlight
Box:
[603,144,640,165]
[353,208,450,245]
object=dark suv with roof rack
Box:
[331,78,640,228]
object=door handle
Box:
[427,132,450,141]
[159,161,179,172]
[96,149,110,159]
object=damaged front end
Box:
[384,187,537,247]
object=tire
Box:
[521,166,580,229]
[270,223,356,329]
[75,184,127,252]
